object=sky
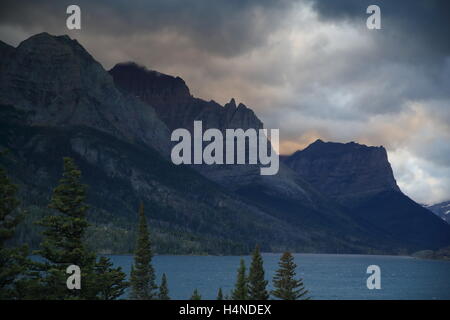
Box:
[1,0,449,205]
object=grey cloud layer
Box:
[312,0,450,56]
[0,0,449,203]
[0,0,292,57]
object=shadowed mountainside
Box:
[283,140,450,250]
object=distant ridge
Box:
[426,201,450,224]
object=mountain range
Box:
[1,32,449,255]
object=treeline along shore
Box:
[1,155,309,300]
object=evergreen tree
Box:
[130,202,157,300]
[216,288,223,300]
[272,252,308,300]
[35,157,97,299]
[231,258,248,300]
[247,245,269,300]
[0,157,28,299]
[94,256,128,300]
[158,273,170,300]
[32,157,128,300]
[190,288,201,300]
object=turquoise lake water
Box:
[107,253,450,300]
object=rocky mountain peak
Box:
[0,33,170,155]
[224,98,237,110]
[109,62,263,132]
[1,32,111,111]
[284,140,400,203]
[109,62,192,106]
[16,32,96,69]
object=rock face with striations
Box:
[109,62,262,133]
[109,62,312,202]
[283,139,450,250]
[283,139,400,204]
[0,33,171,156]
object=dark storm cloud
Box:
[0,0,293,57]
[311,0,450,58]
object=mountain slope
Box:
[283,140,450,250]
[0,33,170,156]
[110,62,262,133]
[0,105,314,254]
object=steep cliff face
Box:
[283,140,450,250]
[109,62,263,132]
[284,139,400,203]
[0,33,170,156]
[109,62,313,203]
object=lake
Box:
[107,253,450,300]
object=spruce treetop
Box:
[158,273,170,300]
[190,288,201,300]
[130,202,157,300]
[217,288,223,300]
[248,245,269,300]
[272,252,308,300]
[232,258,248,300]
